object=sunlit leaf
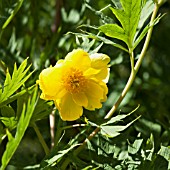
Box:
[133,14,165,49]
[102,105,140,126]
[0,85,35,108]
[100,116,140,138]
[0,87,38,170]
[68,32,128,52]
[99,0,142,47]
[128,139,143,154]
[0,117,17,131]
[42,144,80,168]
[99,24,129,44]
[0,58,33,107]
[136,0,154,34]
[158,146,170,169]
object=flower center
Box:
[62,68,86,93]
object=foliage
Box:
[0,0,170,169]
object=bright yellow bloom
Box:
[38,49,110,121]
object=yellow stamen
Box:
[62,68,86,93]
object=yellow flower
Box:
[38,49,110,121]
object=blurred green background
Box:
[0,0,170,169]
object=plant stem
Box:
[106,3,160,119]
[33,123,50,155]
[105,68,136,119]
[49,110,55,149]
[54,117,62,146]
[61,124,86,130]
[134,2,160,73]
[60,2,162,169]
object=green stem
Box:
[105,48,135,119]
[61,124,86,130]
[49,110,55,148]
[60,2,163,169]
[54,117,62,146]
[105,68,136,119]
[105,1,161,119]
[33,123,50,155]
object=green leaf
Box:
[2,0,24,29]
[100,126,120,138]
[99,24,129,44]
[0,87,38,170]
[99,0,142,47]
[133,14,165,49]
[137,0,154,33]
[0,58,33,106]
[0,85,35,108]
[158,146,170,169]
[128,139,143,154]
[146,134,155,160]
[102,105,140,126]
[0,117,17,131]
[31,99,53,122]
[100,116,140,138]
[1,105,15,117]
[42,144,80,168]
[68,32,128,52]
[102,114,129,126]
[0,123,6,145]
[16,86,36,118]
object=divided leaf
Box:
[128,139,143,154]
[100,117,140,138]
[133,13,165,49]
[0,58,33,106]
[100,111,140,138]
[68,31,129,52]
[42,144,80,168]
[102,105,140,126]
[99,0,142,47]
[0,87,38,170]
[99,24,129,45]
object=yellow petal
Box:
[65,49,91,71]
[84,80,104,110]
[86,80,104,98]
[89,53,110,81]
[99,81,108,102]
[55,93,83,121]
[40,93,55,100]
[103,68,110,83]
[84,68,100,78]
[90,53,110,69]
[56,59,64,65]
[94,67,108,81]
[72,92,88,107]
[85,96,102,110]
[39,67,63,99]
